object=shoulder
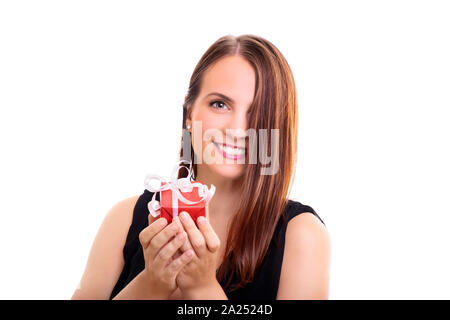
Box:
[126,189,159,230]
[98,193,144,239]
[284,199,325,226]
[276,201,331,299]
[106,194,141,223]
[277,200,328,249]
[107,190,160,245]
[282,199,330,262]
[86,193,142,251]
[285,211,330,251]
[284,200,330,263]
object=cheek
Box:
[195,107,224,132]
[192,108,225,150]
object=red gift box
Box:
[159,180,207,224]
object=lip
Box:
[212,141,246,149]
[213,141,246,160]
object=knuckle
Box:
[138,230,146,245]
[158,249,170,261]
[170,258,181,269]
[166,242,177,254]
[183,251,193,261]
[165,225,178,237]
[149,218,164,232]
[191,239,205,250]
[210,240,220,252]
[186,240,194,249]
[175,232,186,243]
[149,238,160,251]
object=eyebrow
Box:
[204,92,235,104]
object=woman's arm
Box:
[276,212,331,299]
[112,270,171,300]
[71,195,139,299]
[182,280,228,300]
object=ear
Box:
[184,95,194,128]
[184,94,190,122]
[185,107,192,128]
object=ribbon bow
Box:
[144,159,216,218]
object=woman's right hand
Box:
[138,212,195,299]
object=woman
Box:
[72,34,331,300]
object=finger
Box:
[165,247,188,267]
[153,230,187,269]
[174,215,194,254]
[197,216,221,253]
[205,200,210,220]
[138,216,167,249]
[172,215,182,230]
[178,234,194,253]
[147,219,182,261]
[148,208,160,225]
[179,211,207,257]
[172,249,183,261]
[165,249,195,277]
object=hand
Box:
[138,212,195,299]
[175,202,221,295]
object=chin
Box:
[208,163,245,180]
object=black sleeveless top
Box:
[109,189,325,300]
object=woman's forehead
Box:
[200,56,255,107]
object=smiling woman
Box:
[72,34,330,301]
[176,35,330,298]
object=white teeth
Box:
[215,143,245,156]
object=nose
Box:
[224,109,248,145]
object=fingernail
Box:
[186,250,193,258]
[197,216,205,226]
[177,232,186,240]
[171,223,179,231]
[180,211,189,221]
[159,218,167,227]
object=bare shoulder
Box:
[96,194,142,240]
[287,212,330,245]
[71,194,141,300]
[277,212,331,299]
[104,194,141,225]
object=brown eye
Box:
[209,100,229,110]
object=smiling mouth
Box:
[212,141,246,160]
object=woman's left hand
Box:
[175,203,221,294]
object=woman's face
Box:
[186,55,255,180]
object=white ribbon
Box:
[143,159,216,218]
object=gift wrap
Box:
[144,160,215,224]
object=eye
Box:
[209,100,229,111]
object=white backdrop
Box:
[0,0,449,299]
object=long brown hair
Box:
[178,34,298,292]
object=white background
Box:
[0,0,449,299]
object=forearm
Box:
[112,271,170,300]
[183,280,228,300]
